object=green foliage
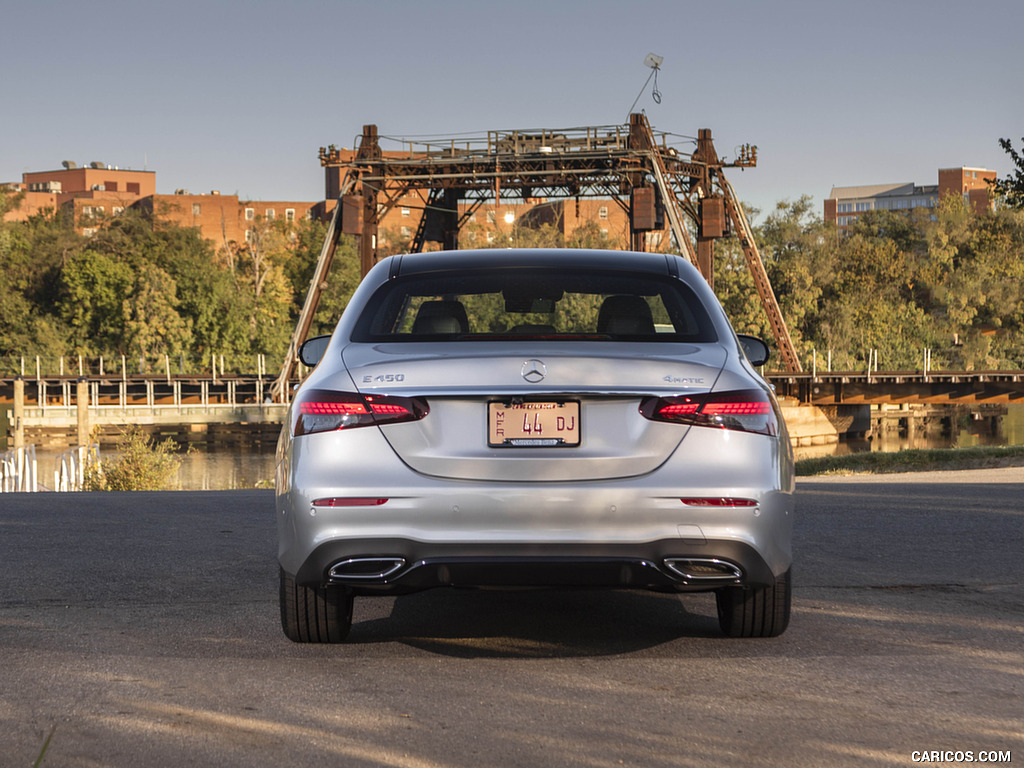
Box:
[3,184,1024,374]
[991,137,1024,209]
[734,194,1024,371]
[84,427,183,491]
[60,249,134,353]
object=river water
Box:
[32,446,278,492]
[793,403,1024,461]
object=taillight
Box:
[294,389,428,436]
[639,389,777,436]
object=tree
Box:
[59,249,134,355]
[122,267,193,361]
[991,137,1024,209]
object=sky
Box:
[2,0,1021,222]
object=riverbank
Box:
[795,444,1024,476]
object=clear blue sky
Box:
[3,0,1020,222]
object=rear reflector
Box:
[639,389,777,436]
[294,389,428,436]
[312,497,389,507]
[680,498,758,507]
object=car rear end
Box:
[276,249,793,641]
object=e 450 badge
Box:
[363,373,406,383]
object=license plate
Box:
[488,401,580,447]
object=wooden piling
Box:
[77,378,90,447]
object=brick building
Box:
[825,166,996,231]
[145,192,325,248]
[2,163,323,245]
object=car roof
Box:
[390,248,683,278]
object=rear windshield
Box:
[351,269,718,343]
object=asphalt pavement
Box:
[2,470,1022,767]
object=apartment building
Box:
[825,166,996,230]
[2,163,322,244]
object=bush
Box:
[84,427,183,491]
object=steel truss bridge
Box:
[272,114,801,400]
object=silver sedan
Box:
[276,249,793,641]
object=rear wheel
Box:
[279,567,353,643]
[716,568,791,638]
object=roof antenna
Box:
[626,53,663,120]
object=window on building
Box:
[286,208,295,222]
[486,210,496,224]
[855,202,871,212]
[245,229,252,242]
[192,203,201,216]
[126,182,140,195]
[401,226,411,237]
[598,206,608,220]
[112,206,124,215]
[266,209,275,220]
[82,206,94,218]
[401,207,411,218]
[838,203,853,213]
[245,208,255,221]
[104,181,118,192]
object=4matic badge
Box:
[663,375,705,386]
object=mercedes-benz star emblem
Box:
[521,359,547,383]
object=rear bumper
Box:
[293,537,776,594]
[277,423,794,593]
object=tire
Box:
[716,568,791,638]
[279,567,353,643]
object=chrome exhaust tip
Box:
[328,557,406,581]
[663,558,743,581]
